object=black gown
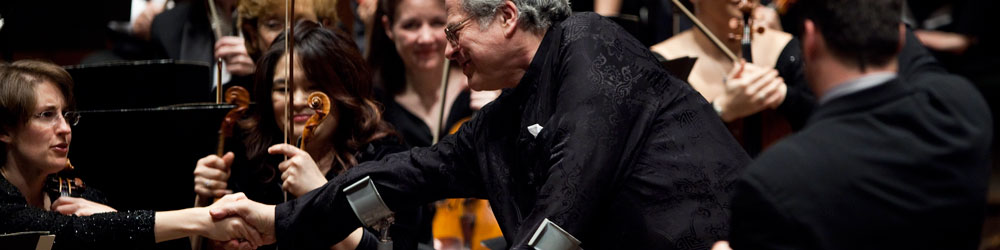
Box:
[0,176,155,250]
[379,89,474,148]
[273,12,750,250]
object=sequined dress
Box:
[0,175,155,250]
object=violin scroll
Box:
[216,86,251,156]
[300,92,332,149]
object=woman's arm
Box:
[41,194,267,246]
[155,199,267,245]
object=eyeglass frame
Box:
[444,16,474,48]
[32,110,81,127]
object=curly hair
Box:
[246,20,397,178]
[237,0,353,60]
[461,0,571,33]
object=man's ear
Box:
[896,23,906,55]
[801,19,818,63]
[382,15,393,40]
[498,0,519,38]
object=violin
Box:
[45,159,86,202]
[192,86,249,250]
[216,86,251,156]
[670,0,792,156]
[195,86,250,208]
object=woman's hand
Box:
[714,61,787,122]
[269,144,327,197]
[712,241,733,250]
[215,36,256,76]
[209,193,278,247]
[200,194,271,248]
[194,152,235,201]
[51,196,117,216]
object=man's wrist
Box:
[712,99,727,121]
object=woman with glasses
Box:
[0,60,267,250]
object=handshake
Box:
[198,193,278,249]
[51,192,278,249]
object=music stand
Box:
[65,60,228,250]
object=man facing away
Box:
[726,0,993,249]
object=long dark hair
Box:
[366,0,409,96]
[246,20,397,178]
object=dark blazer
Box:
[148,2,253,91]
[149,1,214,64]
[729,74,993,250]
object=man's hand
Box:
[269,144,327,197]
[215,36,256,76]
[194,152,235,201]
[51,196,118,216]
[209,193,277,246]
[199,194,273,248]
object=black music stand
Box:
[0,231,55,250]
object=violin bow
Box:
[283,0,295,202]
[433,59,450,144]
[670,0,739,62]
[207,0,226,103]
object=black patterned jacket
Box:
[275,12,750,250]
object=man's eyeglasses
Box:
[33,111,81,127]
[445,17,473,48]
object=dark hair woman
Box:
[192,20,421,249]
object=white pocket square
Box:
[527,124,544,138]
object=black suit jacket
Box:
[149,1,214,64]
[149,2,254,91]
[729,75,992,249]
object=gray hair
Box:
[461,0,572,33]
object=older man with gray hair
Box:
[210,0,750,249]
